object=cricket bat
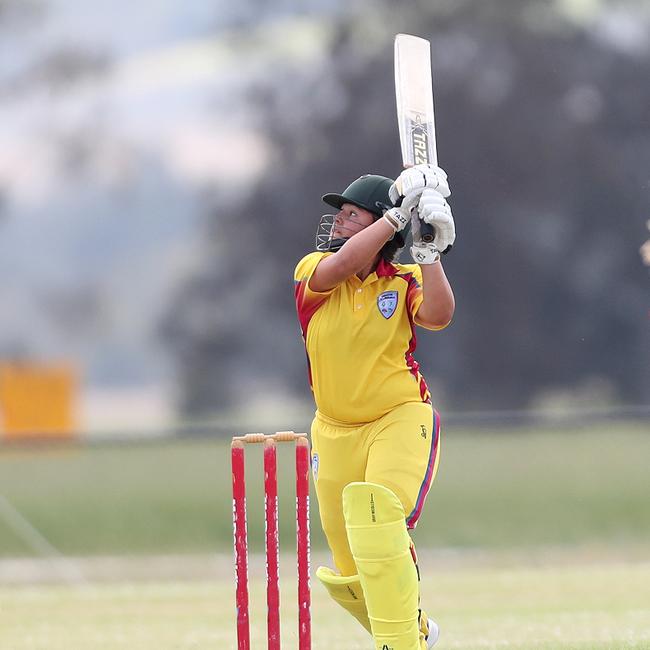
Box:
[394,33,437,243]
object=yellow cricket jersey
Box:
[293,251,446,424]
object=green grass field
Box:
[1,553,649,649]
[0,423,649,555]
[1,423,649,648]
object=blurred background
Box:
[0,0,649,579]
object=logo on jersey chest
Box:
[377,291,398,319]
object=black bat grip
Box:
[420,222,435,243]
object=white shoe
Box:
[426,618,440,648]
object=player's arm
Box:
[309,208,410,292]
[415,262,455,329]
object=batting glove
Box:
[410,213,441,264]
[383,206,410,232]
[411,241,441,265]
[418,188,455,254]
[389,164,451,207]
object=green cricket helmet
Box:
[317,174,410,253]
[322,174,394,216]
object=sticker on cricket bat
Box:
[411,114,432,166]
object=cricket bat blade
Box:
[394,33,437,243]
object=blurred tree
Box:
[163,0,650,417]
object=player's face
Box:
[331,203,375,239]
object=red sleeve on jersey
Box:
[294,279,328,339]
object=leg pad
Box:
[315,566,371,634]
[343,482,420,650]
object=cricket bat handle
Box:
[419,221,435,243]
[398,163,435,244]
[412,174,435,243]
[395,183,435,243]
[400,178,434,243]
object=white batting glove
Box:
[411,241,440,264]
[389,164,451,206]
[382,206,410,232]
[418,188,455,254]
[410,212,441,264]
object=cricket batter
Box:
[293,164,456,649]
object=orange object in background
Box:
[0,363,77,440]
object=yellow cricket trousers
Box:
[310,401,441,575]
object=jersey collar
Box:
[376,257,399,278]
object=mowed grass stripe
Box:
[0,423,649,555]
[0,558,649,649]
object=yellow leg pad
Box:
[343,482,420,650]
[315,566,372,634]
